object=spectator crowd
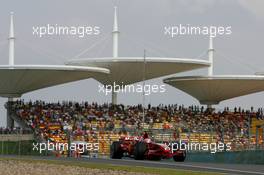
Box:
[9,100,264,151]
[0,127,32,134]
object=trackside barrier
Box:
[186,150,264,164]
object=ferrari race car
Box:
[110,135,186,161]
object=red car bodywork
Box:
[110,136,186,161]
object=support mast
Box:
[142,50,146,129]
[9,12,15,66]
[207,36,214,109]
[112,7,119,104]
[7,12,15,128]
[208,36,214,76]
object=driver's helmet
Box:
[144,138,151,143]
[143,131,149,139]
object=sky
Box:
[0,0,263,126]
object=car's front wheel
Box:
[134,142,147,160]
[110,141,123,159]
[173,151,186,162]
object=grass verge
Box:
[0,157,223,175]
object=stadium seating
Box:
[9,100,264,155]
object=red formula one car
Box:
[110,135,186,161]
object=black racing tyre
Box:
[173,151,186,162]
[134,142,147,160]
[110,141,123,159]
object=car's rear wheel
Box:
[110,141,123,159]
[173,151,186,162]
[134,142,147,160]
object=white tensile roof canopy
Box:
[66,57,210,86]
[0,65,109,98]
[164,75,264,105]
[0,13,109,98]
[65,7,210,104]
[0,9,210,104]
[2,12,111,128]
[66,7,210,86]
[163,37,264,105]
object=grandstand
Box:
[0,7,263,160]
[0,9,211,128]
[9,100,264,156]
